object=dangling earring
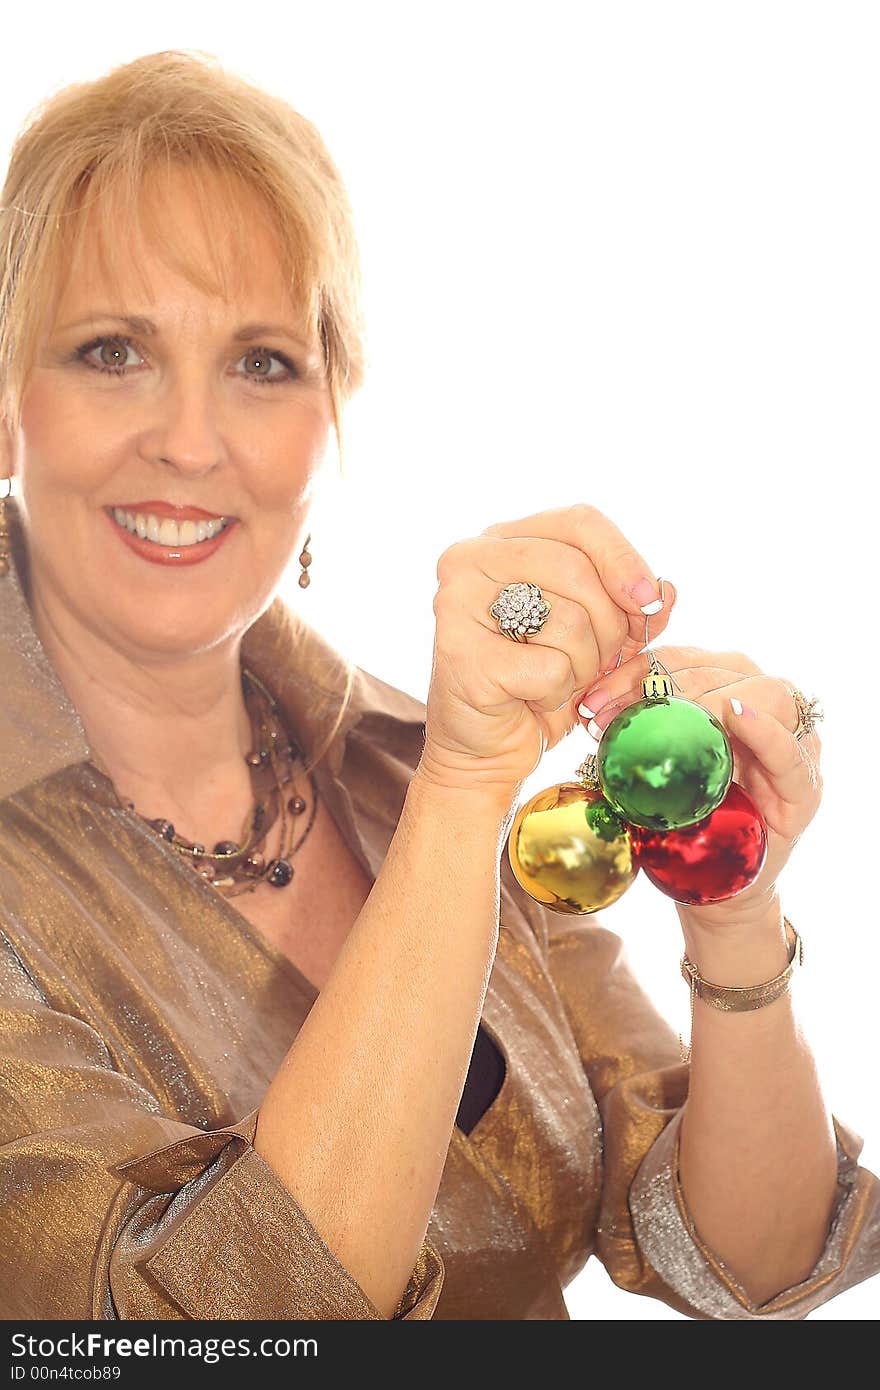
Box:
[298,532,312,589]
[0,476,11,579]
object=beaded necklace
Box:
[116,665,318,896]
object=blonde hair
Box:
[0,49,366,472]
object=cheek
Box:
[19,377,115,495]
[258,413,331,504]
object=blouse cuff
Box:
[112,1107,444,1320]
[628,1106,873,1319]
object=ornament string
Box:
[644,577,683,693]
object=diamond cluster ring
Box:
[489,582,551,643]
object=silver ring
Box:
[489,582,551,643]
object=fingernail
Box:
[578,688,611,719]
[630,576,661,611]
[587,717,603,740]
[730,696,757,718]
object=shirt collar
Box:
[0,492,373,804]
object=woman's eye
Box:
[74,335,298,386]
[238,347,296,384]
[76,336,141,374]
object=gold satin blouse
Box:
[0,493,878,1321]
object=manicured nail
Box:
[578,688,611,719]
[730,696,757,718]
[630,577,662,612]
[587,717,603,740]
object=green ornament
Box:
[597,671,733,831]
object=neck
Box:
[27,574,257,844]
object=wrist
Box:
[408,764,519,826]
[411,757,520,814]
[677,888,784,943]
[677,894,790,987]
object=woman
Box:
[0,50,877,1322]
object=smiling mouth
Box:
[106,506,234,548]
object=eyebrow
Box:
[57,313,311,347]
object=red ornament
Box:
[628,782,768,907]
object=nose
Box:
[144,371,227,475]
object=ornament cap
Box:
[576,752,600,790]
[641,671,675,700]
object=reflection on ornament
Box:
[598,689,733,831]
[507,781,639,915]
[629,781,768,906]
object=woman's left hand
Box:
[576,645,824,925]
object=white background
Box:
[2,1,877,1320]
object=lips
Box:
[105,506,238,566]
[107,501,232,521]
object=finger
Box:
[484,583,612,708]
[475,533,655,685]
[711,685,822,810]
[482,503,672,651]
[717,678,823,800]
[473,534,676,693]
[446,619,581,716]
[576,645,757,718]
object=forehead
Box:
[54,163,304,329]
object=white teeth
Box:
[111,508,228,547]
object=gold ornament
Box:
[507,771,639,915]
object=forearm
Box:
[253,770,515,1318]
[676,895,839,1306]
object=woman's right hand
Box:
[418,503,677,803]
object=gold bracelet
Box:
[678,916,803,1063]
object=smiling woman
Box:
[0,49,878,1326]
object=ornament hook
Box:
[643,577,683,694]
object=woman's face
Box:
[4,166,333,664]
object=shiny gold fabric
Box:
[1,493,878,1320]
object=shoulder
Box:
[345,665,426,770]
[350,665,427,728]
